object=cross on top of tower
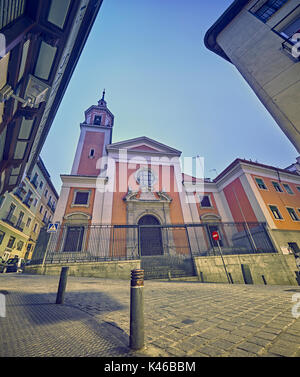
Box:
[98,89,106,107]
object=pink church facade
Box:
[51,93,300,258]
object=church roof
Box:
[106,136,182,156]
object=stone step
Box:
[143,267,194,276]
[157,276,200,282]
[143,267,196,280]
[140,254,196,280]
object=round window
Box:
[136,169,156,188]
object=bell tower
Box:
[71,90,114,176]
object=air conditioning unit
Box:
[282,40,300,61]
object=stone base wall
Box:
[194,253,299,286]
[269,229,300,253]
[25,259,141,280]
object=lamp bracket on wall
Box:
[0,75,50,108]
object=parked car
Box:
[0,257,25,273]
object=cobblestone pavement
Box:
[0,273,300,357]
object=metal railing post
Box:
[217,240,231,284]
[56,267,69,304]
[138,226,141,258]
[130,269,144,350]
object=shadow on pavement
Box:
[2,290,131,357]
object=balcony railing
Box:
[2,214,25,232]
[2,213,16,226]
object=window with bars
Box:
[254,0,289,22]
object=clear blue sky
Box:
[41,0,299,193]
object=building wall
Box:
[216,0,300,151]
[77,131,105,176]
[110,162,186,226]
[251,173,300,230]
[63,187,95,223]
[0,191,30,260]
[194,253,298,285]
[193,191,223,221]
[25,259,140,280]
[223,177,258,223]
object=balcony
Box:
[47,199,56,212]
[2,214,25,232]
[15,220,25,232]
[23,197,33,208]
[13,185,27,201]
[2,213,16,227]
[30,178,38,189]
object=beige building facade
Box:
[205,0,300,152]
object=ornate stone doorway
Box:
[138,215,163,256]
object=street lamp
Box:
[0,75,50,108]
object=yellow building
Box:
[0,157,58,261]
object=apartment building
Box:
[0,156,58,260]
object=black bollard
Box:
[56,267,69,304]
[130,269,144,350]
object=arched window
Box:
[94,115,102,125]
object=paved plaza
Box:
[0,273,300,357]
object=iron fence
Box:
[30,221,276,265]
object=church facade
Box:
[52,93,300,259]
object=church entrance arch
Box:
[138,215,163,256]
